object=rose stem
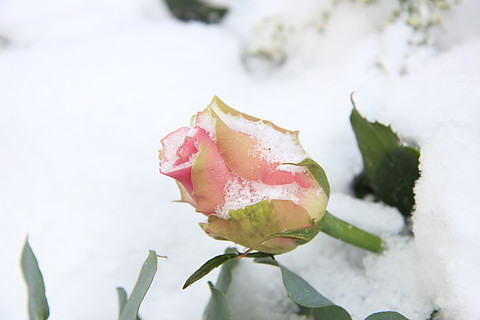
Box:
[320,211,384,253]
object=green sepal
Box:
[201,199,314,254]
[258,218,323,246]
[291,158,330,199]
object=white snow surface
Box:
[1,0,480,319]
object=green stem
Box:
[320,211,384,253]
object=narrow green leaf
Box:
[203,248,240,320]
[119,251,158,320]
[184,249,273,290]
[183,252,238,289]
[294,158,330,199]
[350,105,420,216]
[117,287,128,315]
[365,311,409,320]
[164,0,228,24]
[255,257,351,320]
[21,238,50,320]
[204,282,232,320]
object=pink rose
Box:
[159,97,329,254]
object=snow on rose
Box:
[159,96,329,254]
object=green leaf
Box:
[119,251,158,320]
[21,238,50,320]
[116,288,128,316]
[350,105,420,216]
[164,0,228,24]
[204,282,232,320]
[183,252,238,289]
[294,158,330,199]
[255,257,352,320]
[365,311,409,320]
[117,288,142,320]
[183,249,272,289]
[203,248,239,320]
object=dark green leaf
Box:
[21,238,50,320]
[119,251,158,320]
[352,171,374,199]
[183,252,238,289]
[204,282,232,320]
[350,105,420,216]
[365,311,409,320]
[294,158,330,199]
[164,0,228,24]
[255,257,351,320]
[184,249,274,290]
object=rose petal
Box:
[207,107,270,181]
[191,128,235,215]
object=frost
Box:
[215,111,307,164]
[217,175,299,217]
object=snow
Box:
[1,0,479,319]
[414,123,480,319]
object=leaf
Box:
[365,311,409,320]
[164,0,228,24]
[204,282,232,320]
[203,248,239,320]
[183,252,239,289]
[255,257,351,320]
[184,249,272,289]
[119,251,158,320]
[350,104,420,216]
[21,238,50,320]
[116,288,128,315]
[117,288,142,320]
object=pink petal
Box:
[191,128,235,215]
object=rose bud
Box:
[159,96,329,254]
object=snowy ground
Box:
[1,0,480,319]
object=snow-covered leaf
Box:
[350,105,420,216]
[21,239,50,320]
